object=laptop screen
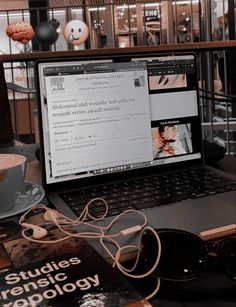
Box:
[37,53,202,185]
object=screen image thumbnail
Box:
[152,123,193,159]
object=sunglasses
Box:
[142,228,236,281]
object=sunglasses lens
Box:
[142,229,206,281]
[220,238,236,281]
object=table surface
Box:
[7,155,236,306]
[212,155,236,175]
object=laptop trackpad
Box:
[145,195,236,234]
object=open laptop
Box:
[35,48,236,236]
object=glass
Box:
[114,4,137,48]
[143,2,161,46]
[142,228,236,281]
[172,0,200,43]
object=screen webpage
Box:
[135,55,201,166]
[38,55,201,184]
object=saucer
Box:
[0,181,45,219]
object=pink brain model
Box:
[6,21,35,44]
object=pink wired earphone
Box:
[19,198,162,301]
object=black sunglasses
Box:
[142,228,236,281]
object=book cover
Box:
[0,227,146,307]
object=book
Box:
[0,226,149,307]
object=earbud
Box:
[44,209,70,225]
[22,223,48,239]
[44,210,60,223]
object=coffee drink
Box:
[0,154,26,213]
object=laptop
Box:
[35,48,236,237]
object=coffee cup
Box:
[0,154,26,213]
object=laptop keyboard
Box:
[60,168,236,219]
